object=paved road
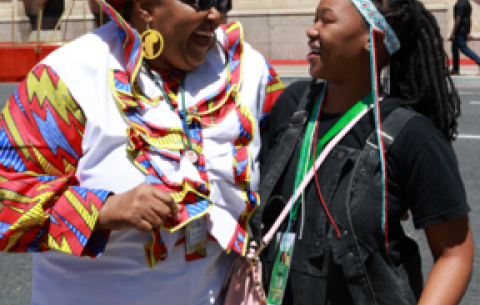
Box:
[0,78,480,305]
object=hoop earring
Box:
[141,24,164,60]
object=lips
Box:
[308,40,321,54]
[307,47,322,60]
[191,31,215,48]
[307,37,322,61]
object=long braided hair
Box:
[372,0,461,141]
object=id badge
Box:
[267,232,296,305]
[186,216,208,255]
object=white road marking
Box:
[458,134,480,139]
[470,101,480,104]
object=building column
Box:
[57,0,96,41]
[231,0,318,59]
[0,0,30,43]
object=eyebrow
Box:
[316,7,335,16]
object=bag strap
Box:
[334,107,419,303]
[250,81,322,240]
[343,107,419,225]
[364,107,418,153]
[258,103,373,250]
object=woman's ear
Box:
[364,28,386,52]
[373,28,386,51]
[133,0,154,24]
[365,37,371,52]
[373,28,390,68]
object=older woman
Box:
[258,0,473,304]
[0,0,283,304]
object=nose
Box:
[306,25,319,40]
[207,6,224,25]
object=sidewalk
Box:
[452,64,480,76]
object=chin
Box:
[185,49,211,69]
[309,66,324,80]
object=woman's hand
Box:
[418,215,474,305]
[95,183,182,232]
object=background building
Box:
[0,0,479,59]
[230,0,480,59]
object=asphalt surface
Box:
[0,77,480,305]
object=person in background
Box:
[450,0,480,74]
[0,0,283,304]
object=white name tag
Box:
[186,216,208,254]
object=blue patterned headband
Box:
[349,0,400,55]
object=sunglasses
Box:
[181,0,232,14]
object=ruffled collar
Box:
[107,18,256,268]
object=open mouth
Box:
[191,31,215,48]
[307,48,322,61]
[308,48,322,56]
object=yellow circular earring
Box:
[141,24,164,60]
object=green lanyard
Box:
[291,89,373,221]
[267,89,373,305]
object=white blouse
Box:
[27,20,281,305]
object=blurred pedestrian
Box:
[450,0,480,74]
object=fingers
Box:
[151,187,175,207]
[100,184,184,233]
[141,208,165,229]
[150,199,182,222]
[136,219,154,233]
[151,187,182,221]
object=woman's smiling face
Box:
[131,0,226,71]
[306,0,371,82]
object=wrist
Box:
[95,193,117,230]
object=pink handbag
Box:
[222,252,266,305]
[221,102,372,305]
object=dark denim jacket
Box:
[261,108,423,305]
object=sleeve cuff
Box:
[413,204,470,229]
[50,186,111,258]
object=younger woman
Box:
[259,0,473,304]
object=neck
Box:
[322,72,382,114]
[145,57,176,72]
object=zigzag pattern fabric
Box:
[261,60,284,131]
[0,64,110,257]
[94,0,143,83]
[111,21,272,267]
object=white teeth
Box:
[310,49,321,54]
[195,32,214,37]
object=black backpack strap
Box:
[334,107,420,304]
[365,107,419,153]
[250,81,323,240]
[347,107,419,221]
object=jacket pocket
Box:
[357,236,417,305]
